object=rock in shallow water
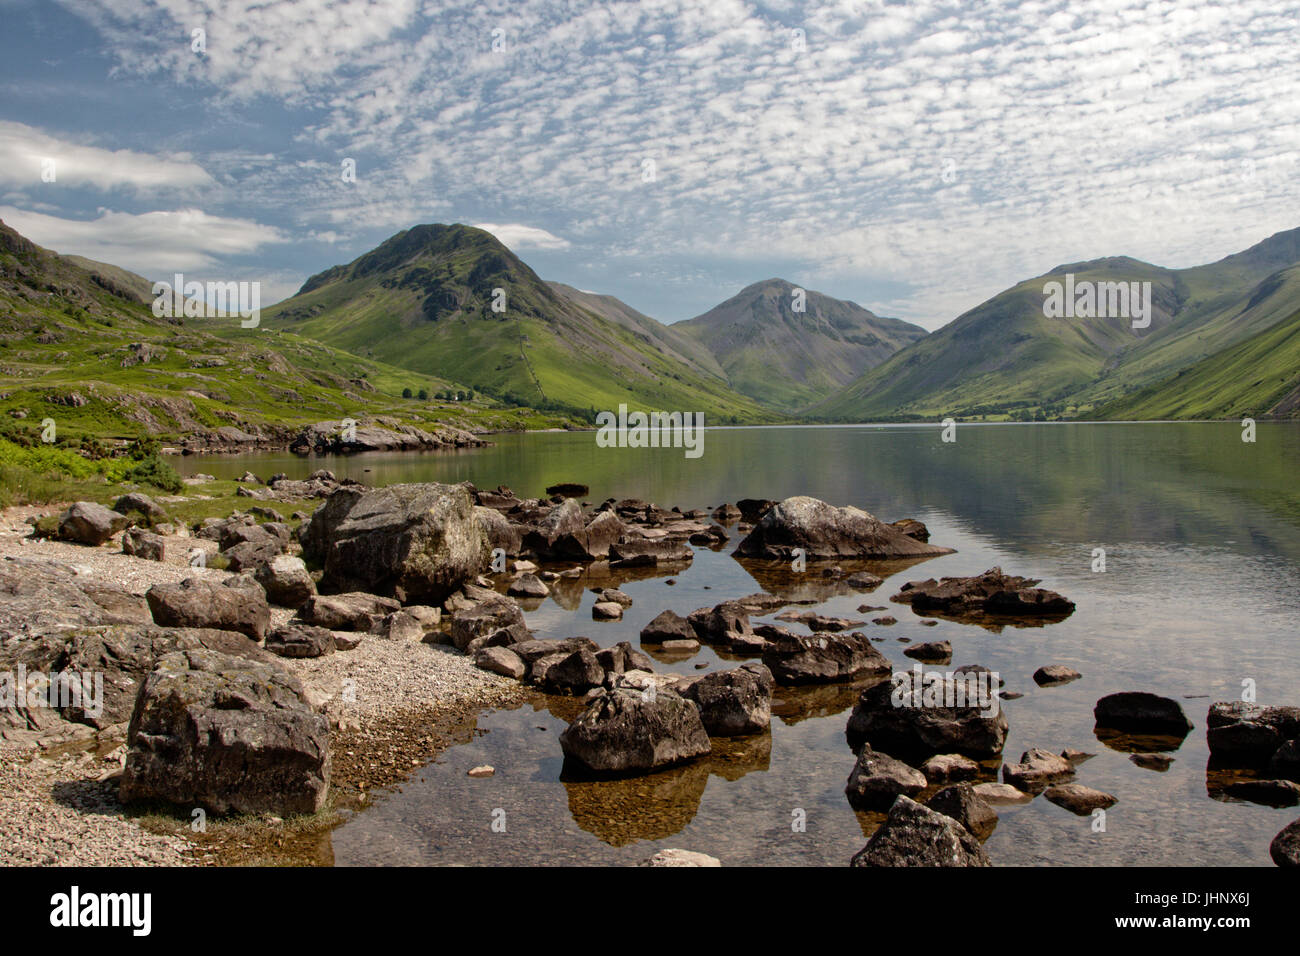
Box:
[734,496,954,560]
[844,745,927,811]
[559,688,710,774]
[680,663,773,737]
[850,795,990,867]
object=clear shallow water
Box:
[182,423,1300,865]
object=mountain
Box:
[814,227,1300,421]
[0,219,551,444]
[1094,280,1300,420]
[265,224,772,422]
[673,278,927,412]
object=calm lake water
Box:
[181,423,1300,866]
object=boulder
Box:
[254,554,317,608]
[145,577,271,641]
[1093,691,1193,736]
[735,498,775,523]
[927,782,998,840]
[302,483,490,604]
[595,642,656,680]
[1034,664,1082,686]
[122,527,165,562]
[903,640,952,664]
[265,623,336,659]
[733,496,953,560]
[540,647,606,695]
[507,573,549,598]
[1044,782,1118,815]
[609,538,693,566]
[559,687,711,774]
[370,610,425,642]
[474,505,523,557]
[1270,818,1300,867]
[474,645,526,679]
[1206,701,1300,773]
[592,601,624,620]
[112,492,168,522]
[847,670,1008,760]
[1002,748,1075,792]
[449,596,527,650]
[760,629,889,685]
[300,592,401,631]
[680,663,773,736]
[58,501,128,546]
[921,753,981,784]
[688,603,754,646]
[893,566,1073,617]
[640,609,697,644]
[640,849,721,867]
[844,744,927,810]
[850,795,990,867]
[119,648,330,815]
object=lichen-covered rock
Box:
[850,795,990,867]
[59,501,128,546]
[120,648,330,815]
[145,577,271,641]
[559,687,711,774]
[760,628,890,685]
[302,482,489,604]
[680,663,773,736]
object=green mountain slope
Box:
[264,224,773,422]
[1094,286,1300,420]
[814,228,1300,421]
[0,219,558,443]
[674,278,927,412]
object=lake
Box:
[179,422,1300,865]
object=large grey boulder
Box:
[265,623,336,659]
[559,687,711,774]
[760,628,890,684]
[847,669,1008,760]
[58,501,128,546]
[145,577,271,641]
[300,592,400,631]
[734,496,954,560]
[680,663,773,736]
[255,554,317,608]
[302,482,490,604]
[449,595,528,650]
[120,648,330,815]
[850,795,991,867]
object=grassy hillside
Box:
[0,218,574,446]
[675,278,927,412]
[265,224,775,423]
[1094,299,1300,420]
[814,227,1300,422]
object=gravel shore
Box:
[0,504,523,866]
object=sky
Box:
[1,0,1298,329]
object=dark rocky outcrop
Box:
[1206,702,1300,779]
[1093,691,1193,737]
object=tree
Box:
[417,388,429,400]
[402,387,413,399]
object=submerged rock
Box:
[1044,782,1117,815]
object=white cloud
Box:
[0,121,214,192]
[472,222,570,250]
[0,205,287,275]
